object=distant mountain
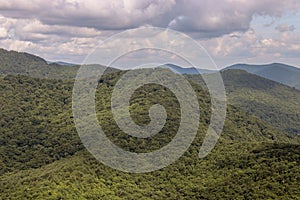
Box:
[47,61,78,66]
[160,63,216,74]
[223,63,300,90]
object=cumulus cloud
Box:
[200,26,300,67]
[0,0,299,37]
[0,16,104,41]
[0,0,299,65]
[166,0,299,36]
[0,27,7,38]
[0,0,176,29]
[201,29,260,58]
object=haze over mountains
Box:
[158,61,300,93]
[159,63,217,74]
[162,62,300,91]
[1,48,299,91]
[160,62,300,92]
[46,61,78,66]
[223,63,300,90]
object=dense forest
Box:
[0,49,300,199]
[0,71,300,199]
[188,70,300,136]
[222,69,300,135]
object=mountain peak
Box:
[223,63,300,90]
[160,63,216,74]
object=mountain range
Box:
[162,62,300,91]
[0,48,300,199]
[159,63,216,74]
[1,48,300,91]
[223,63,300,90]
[46,61,78,66]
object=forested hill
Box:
[0,48,119,79]
[0,48,79,79]
[186,69,300,136]
[0,72,299,199]
[0,50,300,199]
[223,63,300,90]
[222,69,300,136]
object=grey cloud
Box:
[0,0,176,29]
[166,0,299,37]
[275,24,296,32]
[0,17,104,44]
[0,0,299,38]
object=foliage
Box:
[222,69,300,135]
[0,48,119,80]
[0,70,299,199]
[224,63,300,90]
[0,48,79,79]
[1,142,299,199]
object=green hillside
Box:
[0,48,120,80]
[0,71,299,199]
[224,63,300,90]
[222,69,300,135]
[1,142,300,200]
[0,48,79,79]
[0,50,300,199]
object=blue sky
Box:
[0,0,299,69]
[250,10,300,42]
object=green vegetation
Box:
[224,63,300,90]
[0,48,118,79]
[222,69,300,135]
[0,75,83,174]
[1,50,300,199]
[0,48,79,79]
[1,143,300,200]
[0,71,299,199]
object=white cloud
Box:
[201,29,259,58]
[200,25,300,67]
[0,27,7,38]
[0,0,299,37]
[0,0,299,65]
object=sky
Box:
[0,0,299,69]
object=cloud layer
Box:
[0,0,299,35]
[0,0,299,66]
